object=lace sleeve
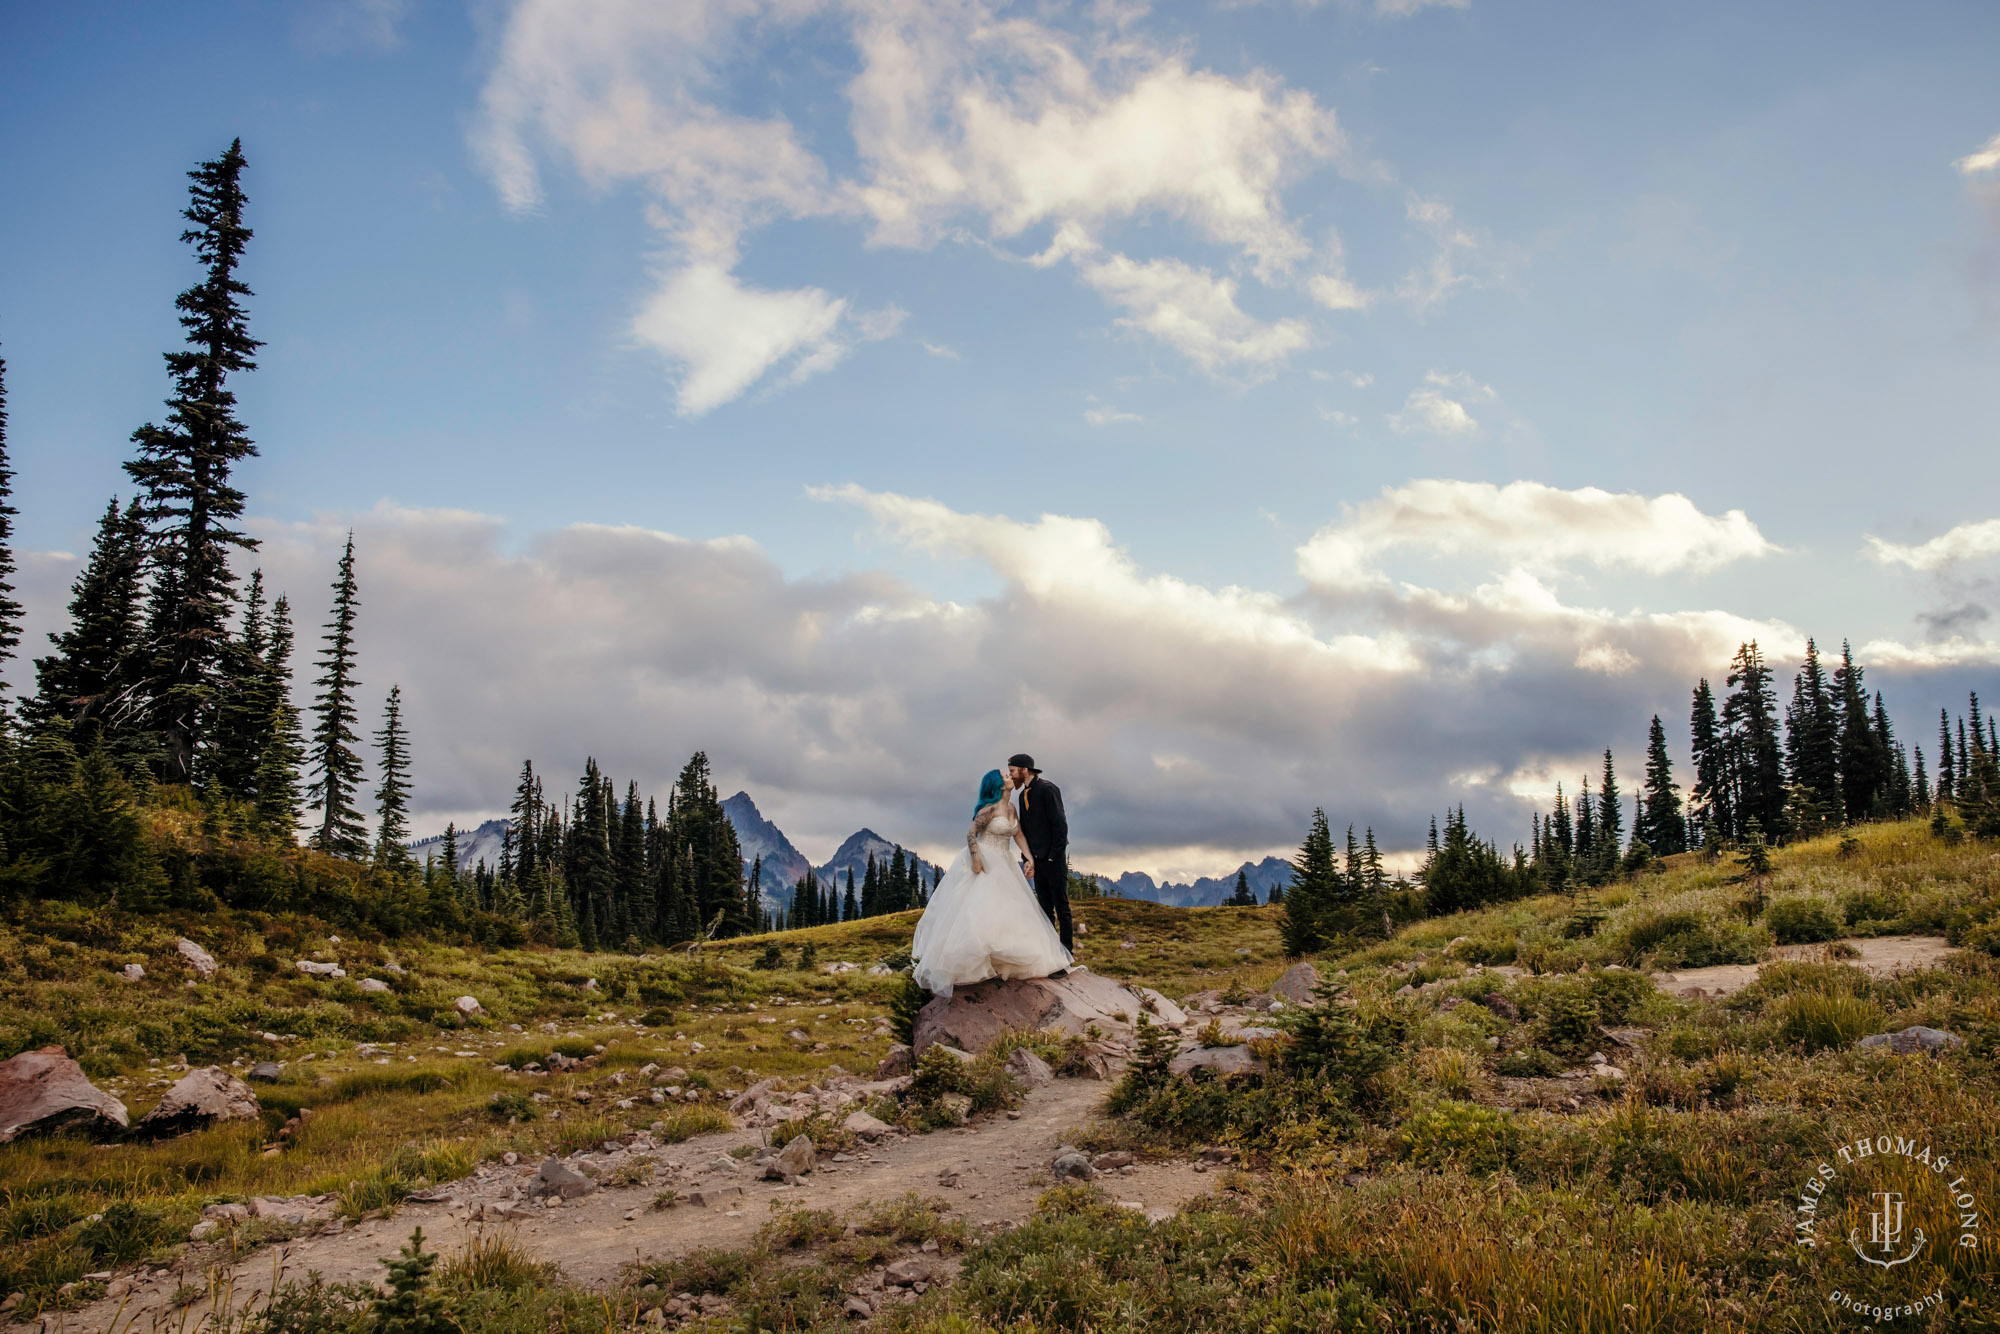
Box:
[967,803,998,857]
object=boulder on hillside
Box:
[1004,1047,1055,1088]
[454,995,484,1015]
[358,978,390,993]
[175,939,219,979]
[296,960,345,978]
[1857,1026,1964,1056]
[120,963,146,982]
[1168,1046,1265,1078]
[1133,987,1189,1028]
[913,971,1172,1056]
[135,1067,260,1136]
[0,1046,129,1144]
[1269,963,1322,1005]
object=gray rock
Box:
[884,1256,934,1287]
[938,1092,973,1119]
[1168,1045,1266,1078]
[1857,1026,1964,1056]
[1133,987,1189,1028]
[1091,1151,1135,1171]
[454,995,484,1015]
[874,1046,913,1078]
[1052,1151,1097,1181]
[535,1157,596,1199]
[764,1133,815,1179]
[175,939,219,979]
[202,1203,250,1222]
[685,1185,744,1208]
[728,1078,777,1115]
[136,1067,260,1136]
[120,963,145,983]
[247,1062,283,1083]
[0,1047,128,1144]
[1478,993,1520,1022]
[843,1110,892,1139]
[358,978,390,993]
[1004,1047,1055,1088]
[189,1220,220,1241]
[912,972,1167,1056]
[295,960,345,978]
[1269,962,1321,1005]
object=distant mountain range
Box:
[413,794,1289,910]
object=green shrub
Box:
[1531,983,1600,1057]
[487,1091,537,1122]
[1583,968,1654,1025]
[1401,1100,1517,1173]
[1764,896,1842,945]
[1769,993,1884,1053]
[1614,908,1765,969]
[77,1201,171,1265]
[1494,1047,1565,1077]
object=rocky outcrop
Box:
[1269,962,1321,1005]
[1168,1046,1265,1078]
[296,960,345,978]
[913,969,1172,1055]
[176,939,219,979]
[135,1067,260,1136]
[1004,1047,1054,1088]
[1858,1026,1964,1056]
[0,1046,129,1143]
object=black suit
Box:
[1018,775,1073,950]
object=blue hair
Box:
[974,768,1006,818]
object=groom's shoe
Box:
[1047,968,1069,979]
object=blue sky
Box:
[3,0,1997,875]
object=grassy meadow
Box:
[3,816,1999,1329]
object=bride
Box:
[910,768,1074,998]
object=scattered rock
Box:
[120,963,145,982]
[1198,1146,1235,1163]
[1857,1026,1964,1056]
[454,995,484,1015]
[843,1110,892,1139]
[844,1296,874,1318]
[1269,962,1321,1005]
[534,1157,596,1199]
[1168,1045,1265,1078]
[1478,993,1519,1021]
[188,1219,220,1241]
[0,1046,129,1144]
[1597,1026,1647,1048]
[358,978,390,993]
[1133,987,1189,1027]
[136,1067,260,1136]
[912,972,1163,1056]
[247,1062,283,1083]
[686,1185,744,1208]
[1052,1151,1097,1181]
[1003,1047,1054,1088]
[203,1203,250,1223]
[875,1046,913,1078]
[176,939,219,979]
[885,1257,934,1287]
[763,1133,815,1180]
[295,960,345,978]
[1590,1062,1627,1082]
[1091,1151,1135,1171]
[938,1092,973,1119]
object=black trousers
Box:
[1031,849,1074,952]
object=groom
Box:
[1008,753,1074,952]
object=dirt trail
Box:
[1651,934,1956,998]
[53,1078,1216,1333]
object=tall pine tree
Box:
[1637,714,1686,855]
[1689,678,1729,846]
[1723,642,1786,839]
[0,351,20,714]
[124,141,262,785]
[372,685,412,871]
[27,500,149,759]
[251,595,306,839]
[1281,808,1339,955]
[1784,639,1842,825]
[307,534,365,857]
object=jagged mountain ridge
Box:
[413,796,1286,910]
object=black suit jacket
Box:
[1018,776,1068,860]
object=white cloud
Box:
[1864,519,2000,572]
[296,0,411,53]
[472,0,1384,396]
[1384,369,1496,437]
[1319,407,1357,427]
[1084,400,1142,425]
[1298,479,1777,588]
[1078,250,1313,371]
[1956,131,2000,176]
[1394,193,1499,313]
[921,341,961,360]
[631,263,848,417]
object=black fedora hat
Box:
[1007,753,1040,773]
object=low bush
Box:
[1401,1100,1516,1173]
[1764,896,1843,945]
[1613,907,1766,970]
[1768,993,1884,1053]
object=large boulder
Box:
[1857,1026,1964,1057]
[296,960,345,978]
[913,971,1167,1055]
[1004,1047,1055,1088]
[0,1046,129,1144]
[1168,1045,1266,1078]
[135,1067,260,1136]
[175,939,219,979]
[1269,962,1322,1005]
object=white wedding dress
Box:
[910,799,1073,998]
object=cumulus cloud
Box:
[1864,518,2000,572]
[1957,131,2000,176]
[120,482,1821,873]
[1385,370,1492,437]
[631,264,849,416]
[1297,479,1777,589]
[1084,400,1141,425]
[472,0,1398,404]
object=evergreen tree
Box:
[1832,641,1886,821]
[123,141,262,785]
[207,568,269,800]
[1596,749,1623,870]
[661,751,745,936]
[1938,710,1956,804]
[615,779,646,929]
[306,533,365,857]
[1722,642,1786,839]
[250,595,305,839]
[1875,694,1910,816]
[886,846,910,913]
[1784,639,1842,823]
[509,761,538,892]
[1914,745,1931,810]
[1551,783,1573,856]
[1281,808,1339,955]
[0,351,20,714]
[1689,678,1729,846]
[1362,827,1387,898]
[372,685,413,871]
[1638,714,1687,855]
[27,500,149,759]
[566,759,613,948]
[1575,775,1596,869]
[1228,869,1256,906]
[843,869,858,921]
[861,852,880,917]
